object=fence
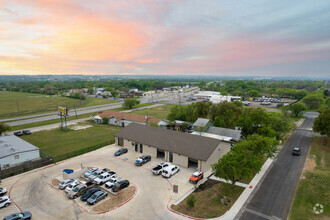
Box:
[0,156,53,179]
[52,140,113,162]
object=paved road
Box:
[237,113,319,220]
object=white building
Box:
[193,91,241,103]
[0,136,40,168]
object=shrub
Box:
[186,194,197,208]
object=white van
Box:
[162,165,179,178]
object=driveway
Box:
[1,145,195,220]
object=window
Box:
[14,155,19,159]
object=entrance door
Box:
[140,144,143,153]
[169,152,173,162]
[135,144,138,152]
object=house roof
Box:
[115,123,222,161]
[206,126,242,142]
[0,136,40,159]
[97,111,161,124]
[193,118,213,127]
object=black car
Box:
[114,148,128,156]
[14,131,23,136]
[112,180,130,192]
[87,191,107,205]
[22,130,31,135]
[292,147,301,156]
[80,187,100,201]
[4,211,32,220]
[134,155,151,166]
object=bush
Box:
[102,117,109,124]
[186,194,197,208]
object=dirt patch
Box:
[302,156,316,175]
[71,125,92,130]
[52,179,61,187]
[92,186,136,212]
[195,179,220,192]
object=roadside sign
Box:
[173,185,178,193]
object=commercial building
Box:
[0,136,40,168]
[114,123,232,171]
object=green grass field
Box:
[172,180,244,218]
[289,136,330,220]
[21,123,121,158]
[128,104,174,119]
[0,91,117,119]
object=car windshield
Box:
[73,187,79,192]
[163,170,168,174]
[100,176,105,179]
[91,171,98,176]
[192,174,199,177]
[109,179,115,183]
[91,193,98,199]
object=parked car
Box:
[3,211,32,220]
[0,187,7,196]
[65,181,85,193]
[292,147,301,156]
[189,171,204,184]
[88,168,108,181]
[83,168,99,178]
[112,180,130,192]
[87,191,107,205]
[13,131,23,136]
[0,196,11,208]
[80,187,100,202]
[22,130,31,135]
[58,179,77,190]
[134,155,151,166]
[152,162,171,175]
[105,177,123,189]
[162,165,179,178]
[93,172,116,185]
[67,182,94,199]
[114,148,128,156]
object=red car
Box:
[189,171,203,184]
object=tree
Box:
[102,117,109,124]
[313,107,330,137]
[232,101,243,107]
[280,105,290,116]
[87,87,94,95]
[186,194,197,208]
[289,103,307,117]
[212,146,262,188]
[0,123,10,136]
[235,108,269,136]
[123,98,140,109]
[248,89,260,98]
[303,94,324,109]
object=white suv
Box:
[162,165,179,178]
[105,177,123,189]
[0,196,11,208]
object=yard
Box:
[21,123,121,159]
[128,104,174,119]
[289,136,330,219]
[171,179,244,218]
[0,91,117,119]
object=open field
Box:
[289,136,330,220]
[111,103,154,112]
[0,91,117,119]
[128,104,174,119]
[21,123,121,157]
[172,179,244,218]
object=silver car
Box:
[83,168,98,178]
[58,179,76,190]
[87,191,107,205]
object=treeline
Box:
[199,80,325,99]
[168,101,293,139]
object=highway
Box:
[237,112,319,220]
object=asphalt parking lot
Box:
[0,144,196,220]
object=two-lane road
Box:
[237,113,318,220]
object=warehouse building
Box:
[0,136,40,168]
[114,123,232,171]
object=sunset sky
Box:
[0,0,329,76]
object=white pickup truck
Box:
[93,172,116,185]
[152,162,171,175]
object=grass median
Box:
[289,136,330,219]
[128,104,174,119]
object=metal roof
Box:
[0,136,39,159]
[206,126,242,142]
[115,123,222,161]
[193,118,213,128]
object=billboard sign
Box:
[58,107,69,116]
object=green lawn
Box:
[172,180,244,218]
[0,91,117,119]
[128,104,174,119]
[111,103,154,112]
[289,136,330,220]
[21,123,121,158]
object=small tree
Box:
[186,194,197,208]
[289,103,307,117]
[313,107,330,138]
[303,94,324,110]
[102,117,109,124]
[123,98,140,109]
[0,123,10,136]
[280,105,290,116]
